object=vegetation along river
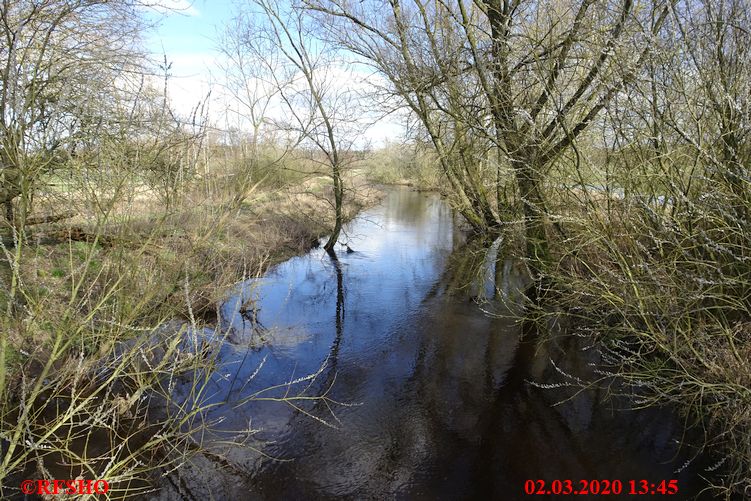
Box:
[157,187,715,500]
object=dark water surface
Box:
[160,188,714,500]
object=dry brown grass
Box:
[0,151,383,498]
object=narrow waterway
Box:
[158,187,713,500]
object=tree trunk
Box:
[513,159,549,278]
[4,200,13,227]
[324,163,343,253]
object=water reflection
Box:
[155,187,712,500]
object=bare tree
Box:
[308,0,674,275]
[231,0,363,253]
[217,12,279,172]
[0,0,147,230]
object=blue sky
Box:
[146,0,228,57]
[144,1,229,116]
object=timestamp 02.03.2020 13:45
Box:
[524,479,679,496]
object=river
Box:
[157,187,714,500]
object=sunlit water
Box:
[157,187,714,500]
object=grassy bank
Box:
[0,154,381,498]
[360,143,441,189]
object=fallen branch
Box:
[25,211,77,226]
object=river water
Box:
[158,187,713,500]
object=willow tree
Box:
[0,0,146,230]
[216,10,280,202]
[228,0,363,253]
[309,0,673,273]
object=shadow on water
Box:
[156,187,715,500]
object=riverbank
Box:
[0,168,383,499]
[363,160,750,498]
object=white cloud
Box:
[144,0,200,16]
